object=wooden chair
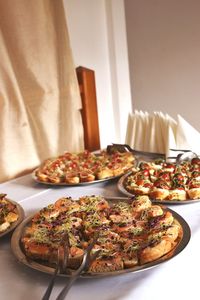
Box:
[76,66,100,151]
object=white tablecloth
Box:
[0,174,199,300]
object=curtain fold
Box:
[0,0,84,182]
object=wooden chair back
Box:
[76,66,100,151]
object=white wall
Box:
[64,0,132,148]
[125,0,200,131]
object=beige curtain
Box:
[0,0,84,182]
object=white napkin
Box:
[176,114,200,155]
[142,111,150,151]
[125,110,145,151]
[165,124,177,159]
[125,111,200,157]
[126,110,165,153]
[154,111,167,153]
[148,113,157,153]
[134,110,146,150]
[125,113,135,147]
[155,112,165,153]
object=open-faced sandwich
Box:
[124,157,200,201]
[0,194,19,234]
[34,150,135,184]
[21,195,183,273]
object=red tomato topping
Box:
[135,180,144,186]
[160,172,171,181]
[116,158,122,163]
[191,158,200,165]
[143,182,152,188]
[163,163,175,169]
[70,162,78,169]
[188,180,200,188]
[153,180,170,190]
[142,169,150,176]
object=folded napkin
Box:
[176,114,200,155]
[126,110,146,151]
[126,111,168,154]
[125,110,200,158]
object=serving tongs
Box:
[107,143,200,164]
[55,235,100,300]
[42,233,99,300]
[42,232,70,300]
[107,143,165,160]
[167,149,199,163]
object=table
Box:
[0,173,199,300]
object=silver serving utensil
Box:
[176,151,198,163]
[167,150,199,163]
[169,148,192,152]
[55,235,100,300]
[42,233,70,300]
[107,143,165,159]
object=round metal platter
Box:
[118,172,200,205]
[0,199,25,238]
[11,199,191,278]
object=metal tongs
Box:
[107,143,165,159]
[167,149,199,163]
[42,233,70,300]
[42,233,99,300]
[56,235,100,300]
[107,143,199,164]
